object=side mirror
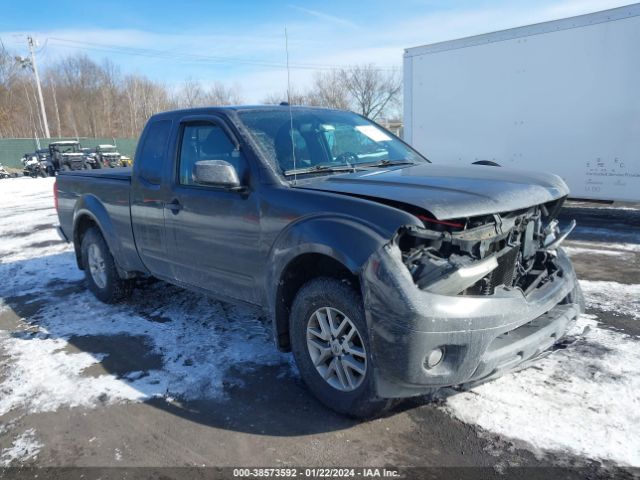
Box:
[193,160,242,189]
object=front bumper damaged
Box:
[362,243,582,398]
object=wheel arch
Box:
[266,215,389,351]
[72,196,120,272]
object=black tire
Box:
[289,277,392,418]
[80,227,133,303]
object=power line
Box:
[46,36,400,72]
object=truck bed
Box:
[58,167,132,181]
[56,166,143,274]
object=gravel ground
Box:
[0,177,638,479]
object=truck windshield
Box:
[236,109,427,177]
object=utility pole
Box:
[27,36,50,139]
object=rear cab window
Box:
[137,119,172,185]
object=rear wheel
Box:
[289,277,392,418]
[81,227,133,303]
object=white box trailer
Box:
[403,4,640,202]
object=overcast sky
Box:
[0,0,634,101]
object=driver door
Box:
[164,116,262,304]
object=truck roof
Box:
[404,3,640,57]
[150,104,342,120]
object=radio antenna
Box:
[285,27,297,185]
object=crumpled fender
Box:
[264,212,415,349]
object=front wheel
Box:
[289,277,392,418]
[81,227,133,303]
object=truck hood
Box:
[294,163,569,219]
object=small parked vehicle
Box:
[22,153,49,178]
[81,147,102,169]
[49,141,87,171]
[95,144,125,168]
[36,149,56,176]
[0,163,18,179]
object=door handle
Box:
[165,199,182,214]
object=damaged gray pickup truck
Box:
[55,106,583,417]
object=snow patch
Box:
[0,332,145,416]
[566,239,640,254]
[580,280,640,320]
[0,178,292,417]
[563,246,628,257]
[0,429,43,466]
[444,315,640,466]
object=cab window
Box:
[178,122,246,186]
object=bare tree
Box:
[261,65,400,119]
[262,88,315,106]
[0,46,400,140]
[177,78,205,108]
[0,45,29,137]
[306,70,350,110]
[338,65,401,119]
[47,75,62,138]
[205,81,243,106]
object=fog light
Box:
[424,347,445,369]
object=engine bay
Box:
[396,198,574,296]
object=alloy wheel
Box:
[306,306,367,392]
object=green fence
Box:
[0,138,138,168]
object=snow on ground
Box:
[0,177,291,420]
[564,238,640,254]
[2,177,640,467]
[568,235,640,254]
[444,310,640,466]
[0,429,43,466]
[0,178,68,263]
[580,281,640,320]
[563,246,629,257]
